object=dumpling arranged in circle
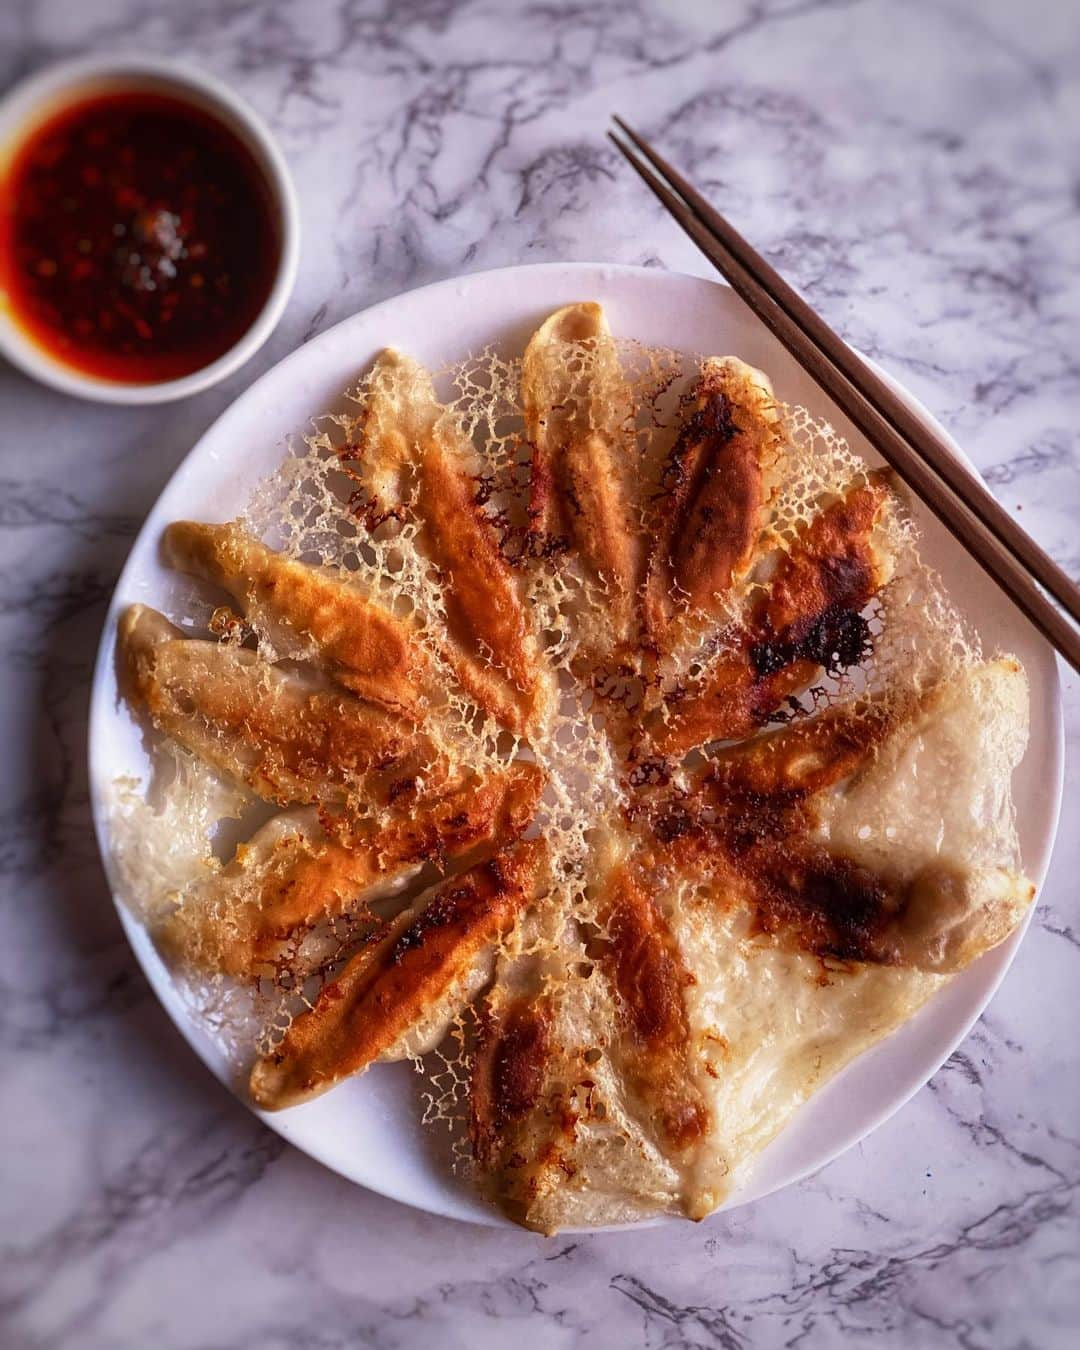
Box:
[112,303,1034,1233]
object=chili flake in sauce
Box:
[0,90,280,383]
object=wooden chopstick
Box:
[613,116,1080,621]
[609,117,1080,673]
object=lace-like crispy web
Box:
[108,332,988,1191]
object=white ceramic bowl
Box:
[89,263,1062,1231]
[0,55,300,404]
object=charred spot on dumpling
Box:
[750,605,872,678]
[748,847,899,964]
[646,476,895,761]
[473,995,553,1143]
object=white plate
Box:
[88,262,1063,1230]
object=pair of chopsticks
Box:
[609,117,1080,673]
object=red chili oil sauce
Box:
[0,90,281,383]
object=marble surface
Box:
[2,0,1078,1345]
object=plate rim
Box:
[87,259,1065,1232]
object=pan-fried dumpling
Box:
[161,761,545,979]
[351,351,554,737]
[118,604,450,810]
[162,520,432,720]
[649,476,895,757]
[522,302,642,656]
[250,839,549,1109]
[644,356,782,646]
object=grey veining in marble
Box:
[1,1,1078,1346]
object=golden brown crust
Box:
[249,838,548,1110]
[470,991,555,1173]
[522,304,641,648]
[751,477,892,666]
[417,436,544,733]
[468,977,583,1233]
[649,691,998,968]
[162,520,430,719]
[648,478,893,758]
[163,762,546,979]
[352,350,549,735]
[236,828,365,944]
[118,604,444,809]
[537,428,641,635]
[648,660,814,759]
[644,358,779,642]
[596,862,708,1153]
[649,795,903,967]
[703,699,897,802]
[160,817,383,979]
